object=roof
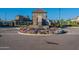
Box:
[33,9,47,13]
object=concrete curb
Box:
[68,27,79,28]
[18,32,53,36]
[15,28,20,29]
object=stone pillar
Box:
[37,15,42,26]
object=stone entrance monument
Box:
[19,9,56,34]
[32,9,48,28]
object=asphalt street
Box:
[0,27,79,50]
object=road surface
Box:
[0,27,79,50]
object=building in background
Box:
[74,16,79,23]
[0,19,3,26]
[14,15,32,26]
[0,15,32,27]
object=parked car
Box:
[54,28,67,34]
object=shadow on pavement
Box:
[45,41,59,45]
[0,35,2,37]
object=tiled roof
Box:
[33,9,47,13]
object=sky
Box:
[0,8,79,20]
